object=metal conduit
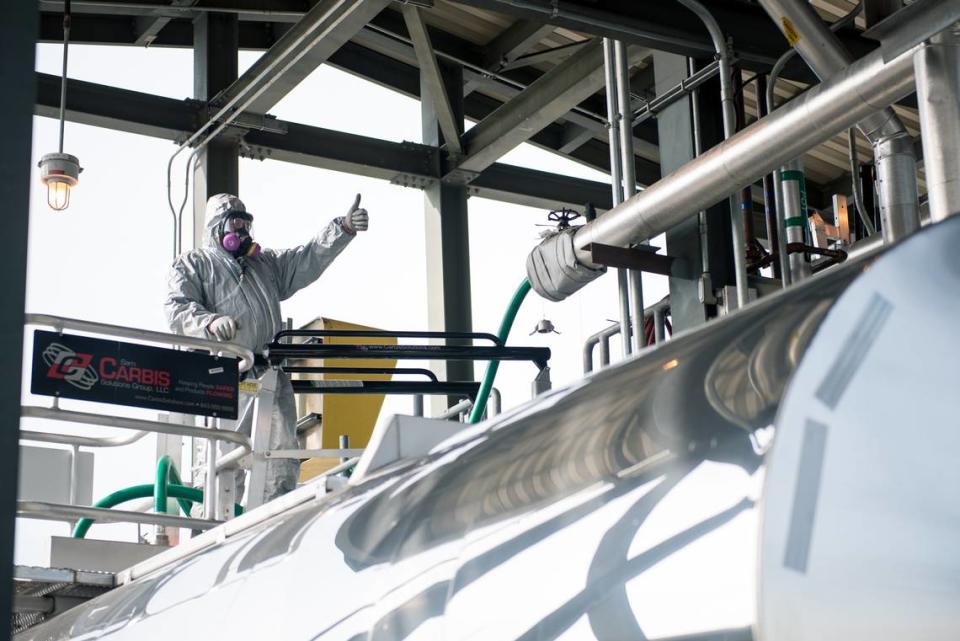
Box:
[603,38,633,358]
[757,0,921,244]
[614,40,647,352]
[561,4,952,277]
[673,0,749,308]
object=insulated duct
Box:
[914,27,960,222]
[757,0,920,244]
[525,0,960,302]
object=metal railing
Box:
[583,298,671,374]
[26,313,256,372]
[19,314,258,535]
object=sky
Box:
[17,42,668,565]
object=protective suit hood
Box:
[205,193,247,249]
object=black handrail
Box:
[267,343,551,370]
[291,380,480,399]
[283,366,439,382]
[273,329,503,346]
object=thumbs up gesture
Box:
[341,194,369,233]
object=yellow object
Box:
[781,17,801,46]
[293,318,396,481]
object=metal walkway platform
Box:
[12,565,115,634]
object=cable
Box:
[847,128,877,236]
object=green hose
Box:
[72,483,243,539]
[468,278,532,423]
[156,455,192,517]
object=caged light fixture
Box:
[38,0,82,211]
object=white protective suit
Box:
[164,194,355,503]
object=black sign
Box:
[31,330,239,419]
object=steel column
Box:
[422,62,472,412]
[914,28,960,222]
[652,52,732,330]
[192,12,239,250]
[0,0,36,636]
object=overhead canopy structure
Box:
[33,0,921,208]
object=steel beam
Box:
[36,11,663,182]
[0,3,36,637]
[210,0,389,115]
[449,0,877,82]
[39,0,881,84]
[35,72,614,210]
[402,4,462,154]
[193,11,239,248]
[482,18,554,70]
[134,0,197,46]
[501,40,589,71]
[455,39,650,178]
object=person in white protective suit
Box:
[164,193,369,503]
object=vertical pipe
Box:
[203,418,217,519]
[599,334,611,367]
[603,37,631,357]
[673,0,748,306]
[583,338,596,374]
[688,58,711,277]
[486,387,501,419]
[914,28,960,223]
[339,434,349,464]
[653,307,666,343]
[413,394,424,417]
[68,445,79,506]
[615,40,646,351]
[780,159,812,282]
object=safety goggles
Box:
[225,212,254,234]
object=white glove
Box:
[207,316,238,341]
[340,194,369,233]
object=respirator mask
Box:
[220,213,261,259]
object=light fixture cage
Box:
[38,152,82,211]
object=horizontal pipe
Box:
[17,501,219,531]
[437,398,473,420]
[21,405,252,452]
[570,35,929,267]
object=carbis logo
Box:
[42,343,99,391]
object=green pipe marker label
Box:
[784,216,806,228]
[780,170,808,217]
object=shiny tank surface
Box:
[24,219,960,641]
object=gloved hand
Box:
[207,316,238,341]
[340,194,369,234]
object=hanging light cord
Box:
[58,0,71,154]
